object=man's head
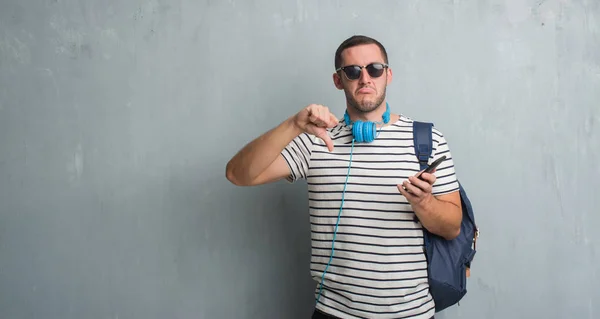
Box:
[333,35,392,115]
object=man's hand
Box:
[398,170,437,207]
[225,103,339,186]
[293,104,340,152]
[397,168,462,240]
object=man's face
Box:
[333,44,392,113]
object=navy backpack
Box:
[412,121,480,313]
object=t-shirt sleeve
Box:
[430,128,460,195]
[280,132,314,183]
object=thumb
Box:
[316,131,334,152]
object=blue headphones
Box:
[343,102,391,142]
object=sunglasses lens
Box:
[343,66,362,80]
[366,64,385,78]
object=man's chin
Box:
[354,103,379,113]
[354,99,381,112]
[346,93,385,113]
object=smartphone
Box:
[417,155,446,180]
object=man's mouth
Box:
[357,87,375,94]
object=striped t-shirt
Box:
[281,115,460,319]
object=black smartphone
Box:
[417,155,446,180]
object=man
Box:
[225,35,462,319]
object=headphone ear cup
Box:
[366,122,377,142]
[352,121,364,142]
[351,120,377,143]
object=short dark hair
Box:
[334,35,388,70]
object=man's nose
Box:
[358,68,372,84]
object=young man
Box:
[226,35,461,319]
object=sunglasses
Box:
[336,63,388,80]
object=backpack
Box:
[412,121,480,313]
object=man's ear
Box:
[333,72,344,90]
[386,67,393,85]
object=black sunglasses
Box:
[336,63,388,80]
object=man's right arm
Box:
[225,116,301,186]
[225,104,339,187]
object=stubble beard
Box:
[345,86,387,114]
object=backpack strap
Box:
[412,121,434,227]
[413,121,434,170]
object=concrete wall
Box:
[0,0,598,318]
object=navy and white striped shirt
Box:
[281,115,459,319]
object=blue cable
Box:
[315,138,355,305]
[315,104,389,305]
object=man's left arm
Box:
[398,174,462,240]
[397,128,462,240]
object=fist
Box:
[397,169,437,206]
[294,104,339,151]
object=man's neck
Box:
[345,102,398,126]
